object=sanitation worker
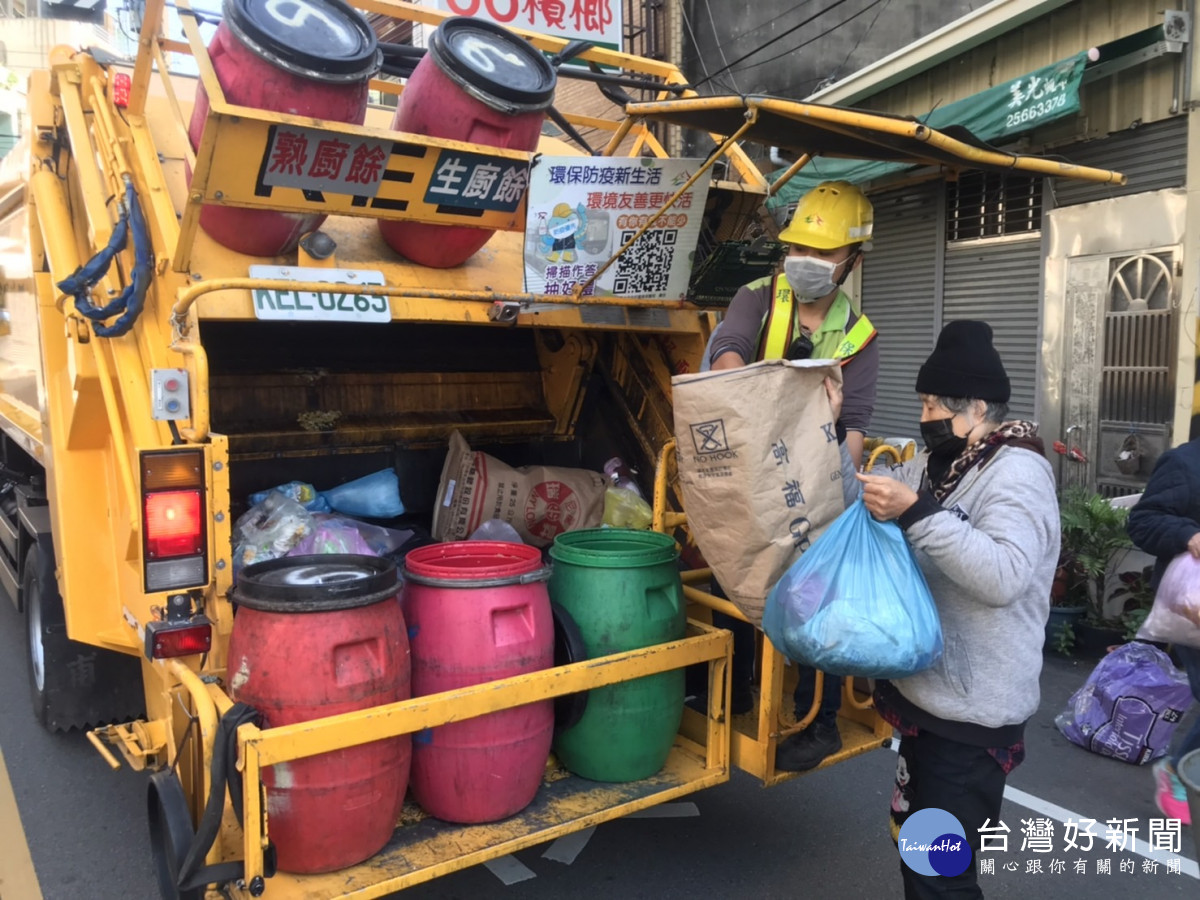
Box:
[695,181,879,772]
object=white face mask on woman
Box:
[783,255,841,302]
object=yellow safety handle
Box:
[87,730,122,771]
[864,444,901,473]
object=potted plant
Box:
[1114,565,1156,644]
[1057,487,1135,654]
[1046,545,1088,653]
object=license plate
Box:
[248,266,389,323]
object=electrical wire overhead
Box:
[730,0,891,82]
[691,0,857,90]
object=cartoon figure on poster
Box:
[523,156,710,300]
[540,202,589,263]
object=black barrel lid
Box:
[429,17,557,112]
[223,0,381,82]
[233,554,399,613]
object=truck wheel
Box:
[24,543,144,731]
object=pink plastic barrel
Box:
[379,17,556,268]
[228,555,411,874]
[187,0,381,256]
[402,541,553,823]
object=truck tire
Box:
[24,543,144,731]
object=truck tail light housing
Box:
[141,450,207,592]
[146,619,213,659]
[112,71,131,108]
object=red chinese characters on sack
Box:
[525,480,581,541]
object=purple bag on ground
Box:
[1054,642,1194,765]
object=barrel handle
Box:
[519,567,553,585]
[645,585,682,622]
[402,566,552,589]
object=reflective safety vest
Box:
[756,274,876,364]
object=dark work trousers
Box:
[891,730,1007,900]
[793,660,842,726]
[686,580,755,698]
[705,581,841,724]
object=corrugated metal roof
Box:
[847,0,1177,140]
[809,0,1076,106]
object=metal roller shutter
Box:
[860,182,940,440]
[1052,116,1187,207]
[942,238,1043,421]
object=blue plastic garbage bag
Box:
[763,499,943,679]
[249,480,331,513]
[319,468,405,519]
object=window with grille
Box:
[946,172,1042,241]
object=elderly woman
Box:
[831,320,1059,899]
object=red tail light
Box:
[112,71,131,107]
[145,491,203,558]
[146,620,212,659]
[141,450,208,592]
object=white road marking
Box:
[542,827,596,864]
[483,854,538,885]
[1003,784,1199,879]
[0,744,42,900]
[488,803,702,880]
[624,801,701,818]
[888,741,1199,877]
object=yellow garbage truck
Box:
[0,0,1123,896]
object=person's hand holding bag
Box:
[855,472,918,521]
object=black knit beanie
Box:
[915,320,1010,402]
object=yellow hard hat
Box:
[778,180,873,250]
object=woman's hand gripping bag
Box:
[763,499,943,679]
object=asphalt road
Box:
[1,589,1197,900]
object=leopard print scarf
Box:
[929,420,1042,503]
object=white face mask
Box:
[783,255,840,302]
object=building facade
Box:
[741,0,1194,497]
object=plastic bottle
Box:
[468,519,524,544]
[603,457,643,498]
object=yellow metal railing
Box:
[651,439,890,784]
[128,0,768,276]
[228,629,731,888]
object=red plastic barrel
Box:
[379,17,556,268]
[187,0,381,256]
[402,541,553,823]
[228,555,410,874]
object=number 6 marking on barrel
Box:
[265,0,348,41]
[459,35,527,74]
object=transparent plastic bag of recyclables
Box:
[763,499,943,679]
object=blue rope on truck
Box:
[56,174,152,338]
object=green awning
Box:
[767,51,1088,211]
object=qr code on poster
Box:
[613,229,677,295]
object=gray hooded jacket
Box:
[841,442,1059,733]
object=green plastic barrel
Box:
[549,528,685,782]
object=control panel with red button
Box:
[150,369,190,421]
